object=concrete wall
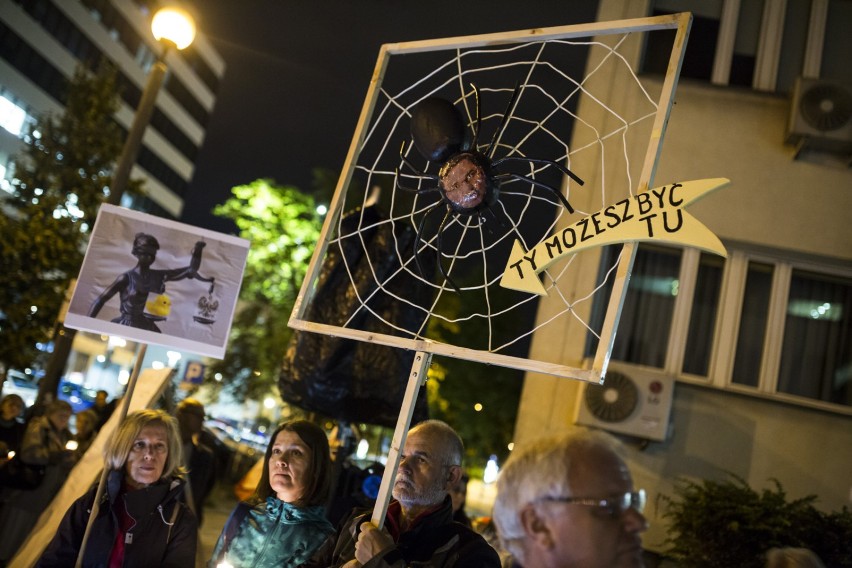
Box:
[513,0,852,554]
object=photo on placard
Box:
[65,204,249,359]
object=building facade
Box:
[0,0,224,219]
[514,0,852,554]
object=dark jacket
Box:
[318,495,500,568]
[38,469,197,567]
[183,439,216,524]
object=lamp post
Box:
[69,11,196,568]
[108,6,196,205]
[39,7,196,406]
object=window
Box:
[642,0,849,94]
[586,243,852,411]
[0,94,27,136]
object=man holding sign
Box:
[317,420,500,567]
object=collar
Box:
[384,495,452,541]
[264,496,330,525]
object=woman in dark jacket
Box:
[0,400,77,564]
[38,409,197,567]
[0,394,26,457]
[208,420,335,568]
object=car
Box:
[2,370,39,408]
[57,380,98,413]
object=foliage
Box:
[0,61,123,379]
[426,289,525,472]
[208,179,322,399]
[659,473,852,567]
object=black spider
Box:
[396,83,584,292]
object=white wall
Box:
[514,0,852,555]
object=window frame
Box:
[608,242,852,415]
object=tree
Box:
[0,61,124,389]
[425,289,526,473]
[207,178,322,400]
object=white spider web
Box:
[291,15,690,381]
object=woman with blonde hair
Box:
[39,409,197,567]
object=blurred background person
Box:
[0,400,76,566]
[73,409,99,456]
[39,409,197,567]
[92,390,116,431]
[0,394,26,460]
[450,471,472,527]
[765,547,826,568]
[208,420,334,568]
[175,398,216,525]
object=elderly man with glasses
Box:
[493,428,648,568]
[318,419,501,567]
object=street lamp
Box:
[40,7,197,405]
[107,6,196,205]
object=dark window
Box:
[642,11,719,82]
[682,253,724,376]
[778,270,852,406]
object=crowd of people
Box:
[0,389,828,567]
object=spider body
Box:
[397,84,583,291]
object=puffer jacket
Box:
[38,469,197,567]
[209,497,334,567]
[318,496,501,568]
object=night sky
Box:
[178,0,599,234]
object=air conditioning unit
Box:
[785,77,852,154]
[574,365,674,442]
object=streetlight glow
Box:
[151,7,196,50]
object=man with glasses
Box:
[319,419,500,567]
[493,428,648,568]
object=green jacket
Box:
[210,497,334,568]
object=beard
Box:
[392,473,447,508]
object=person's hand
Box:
[340,561,361,568]
[354,522,394,565]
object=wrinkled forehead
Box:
[137,423,169,440]
[404,429,448,460]
[568,445,633,495]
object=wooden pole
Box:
[370,351,431,528]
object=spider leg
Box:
[487,82,522,160]
[498,173,576,213]
[493,156,585,186]
[485,206,508,233]
[413,202,444,279]
[396,142,441,193]
[469,83,481,150]
[395,167,441,194]
[398,141,439,180]
[435,208,462,293]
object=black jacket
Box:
[38,470,197,567]
[318,495,500,568]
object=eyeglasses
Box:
[536,489,646,518]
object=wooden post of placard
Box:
[74,344,148,568]
[370,351,432,528]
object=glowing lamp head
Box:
[151,7,196,50]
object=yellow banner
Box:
[500,178,730,296]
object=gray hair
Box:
[492,428,625,564]
[765,548,825,568]
[409,419,464,467]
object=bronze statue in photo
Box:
[88,233,213,332]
